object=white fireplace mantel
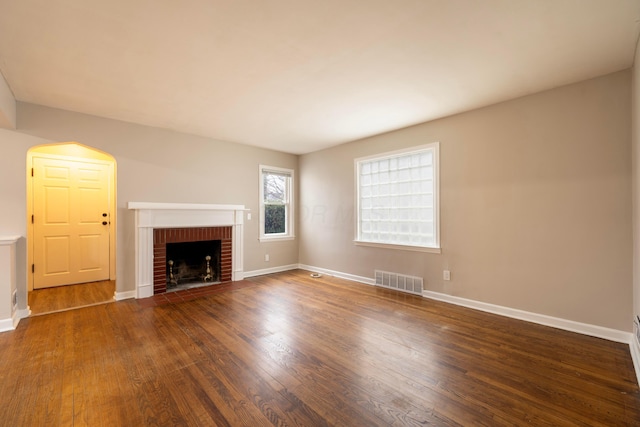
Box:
[128,202,247,298]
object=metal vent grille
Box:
[374,270,423,295]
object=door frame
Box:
[27,142,117,292]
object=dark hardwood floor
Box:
[1,270,638,426]
[28,280,115,315]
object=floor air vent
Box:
[374,270,423,295]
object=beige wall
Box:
[300,71,632,331]
[0,103,299,296]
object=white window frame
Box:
[259,165,295,242]
[354,142,440,253]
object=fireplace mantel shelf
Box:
[128,202,248,211]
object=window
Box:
[355,143,439,251]
[260,165,294,241]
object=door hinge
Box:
[31,215,34,224]
[31,168,34,177]
[31,264,34,273]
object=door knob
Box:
[102,213,108,217]
[102,221,108,225]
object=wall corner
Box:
[0,69,16,129]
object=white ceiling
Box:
[0,0,639,155]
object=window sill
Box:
[259,235,296,243]
[353,240,441,253]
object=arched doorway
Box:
[26,143,116,313]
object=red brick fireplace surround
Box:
[128,202,246,299]
[153,227,232,294]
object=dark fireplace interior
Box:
[166,240,221,290]
[153,226,232,294]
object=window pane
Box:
[260,166,293,240]
[265,204,286,234]
[264,173,286,203]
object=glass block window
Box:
[356,143,439,249]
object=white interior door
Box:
[32,156,111,289]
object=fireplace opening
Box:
[153,226,232,295]
[166,240,221,291]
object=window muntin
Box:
[356,143,439,250]
[260,165,294,241]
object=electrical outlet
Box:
[443,270,451,281]
[265,254,270,262]
[247,213,252,220]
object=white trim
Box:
[259,165,295,241]
[630,336,640,386]
[115,290,136,301]
[127,202,246,211]
[11,312,21,329]
[243,264,299,278]
[0,236,20,245]
[353,240,441,253]
[0,302,25,332]
[259,236,296,243]
[0,317,15,332]
[15,308,30,320]
[423,290,632,344]
[297,264,375,286]
[0,237,18,333]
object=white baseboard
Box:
[297,264,375,286]
[423,290,632,344]
[115,290,136,301]
[294,265,634,347]
[15,307,30,319]
[243,264,299,278]
[11,313,20,329]
[0,307,30,332]
[0,317,15,333]
[137,284,153,299]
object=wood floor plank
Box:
[170,302,327,426]
[0,269,638,426]
[29,280,115,315]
